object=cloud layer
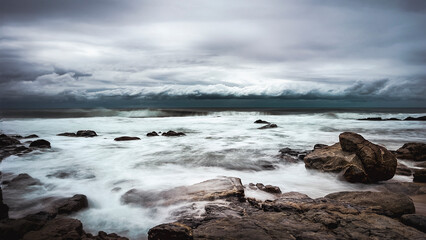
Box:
[1,0,426,108]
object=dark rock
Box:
[162,131,186,137]
[76,130,97,137]
[358,117,383,121]
[6,173,42,188]
[255,183,282,194]
[258,123,277,129]
[148,222,193,240]
[395,142,426,161]
[413,169,426,183]
[0,134,20,148]
[46,170,95,180]
[57,132,77,137]
[325,191,415,218]
[56,194,88,215]
[147,131,159,137]
[396,162,413,176]
[114,136,141,141]
[404,116,426,121]
[29,139,51,148]
[313,144,328,150]
[10,135,23,139]
[0,188,9,220]
[22,217,84,240]
[254,119,270,124]
[24,134,39,139]
[279,147,299,156]
[401,214,426,233]
[416,162,426,168]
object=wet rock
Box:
[0,188,9,220]
[55,194,88,215]
[0,134,20,147]
[313,144,328,150]
[24,134,39,139]
[358,117,383,121]
[413,169,426,183]
[122,177,244,207]
[46,170,95,180]
[396,162,413,176]
[6,173,42,188]
[22,217,84,240]
[378,182,426,196]
[58,130,97,137]
[395,142,426,161]
[114,136,141,141]
[404,116,426,121]
[255,183,282,194]
[10,135,23,139]
[401,214,426,233]
[258,123,277,129]
[304,132,397,183]
[279,148,299,156]
[254,119,270,124]
[29,139,51,148]
[148,222,193,240]
[146,131,159,137]
[162,131,186,137]
[325,191,415,218]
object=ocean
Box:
[1,108,425,239]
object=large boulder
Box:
[304,132,397,183]
[122,177,244,207]
[325,191,415,218]
[76,130,97,137]
[395,143,426,161]
[29,139,51,148]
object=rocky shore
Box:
[1,126,426,239]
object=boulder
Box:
[114,136,141,141]
[122,177,244,207]
[255,183,282,194]
[148,222,193,240]
[146,131,159,137]
[258,124,277,129]
[162,131,186,137]
[304,132,397,183]
[29,139,51,148]
[55,194,88,215]
[0,134,20,148]
[401,214,426,233]
[76,130,97,137]
[22,217,84,240]
[325,191,415,218]
[413,169,426,183]
[254,119,270,124]
[395,142,426,161]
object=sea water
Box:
[1,109,425,239]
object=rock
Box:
[404,116,426,121]
[416,162,426,168]
[162,131,186,137]
[258,123,277,129]
[0,134,20,147]
[313,144,328,150]
[279,148,299,156]
[325,191,415,218]
[22,217,84,240]
[304,132,397,183]
[148,222,193,240]
[401,214,426,233]
[395,142,426,161]
[6,173,42,188]
[76,130,97,137]
[255,183,281,194]
[46,170,95,180]
[0,188,9,220]
[147,131,159,137]
[55,194,88,215]
[114,136,141,141]
[29,139,51,148]
[413,169,426,183]
[254,119,270,124]
[24,134,39,139]
[358,117,383,121]
[396,162,413,176]
[57,132,77,137]
[378,182,426,196]
[122,177,244,207]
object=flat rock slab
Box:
[122,177,244,206]
[325,191,415,218]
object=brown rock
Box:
[148,222,193,240]
[401,214,426,233]
[413,169,426,183]
[114,136,141,141]
[22,217,83,240]
[395,142,426,161]
[396,162,413,176]
[76,130,97,137]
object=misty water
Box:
[1,109,425,239]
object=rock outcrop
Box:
[395,142,426,161]
[304,132,397,183]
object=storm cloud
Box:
[1,0,425,108]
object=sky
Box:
[1,0,426,108]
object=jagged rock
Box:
[304,132,397,183]
[258,124,277,129]
[122,177,244,207]
[148,222,193,240]
[55,194,88,215]
[413,169,426,183]
[114,136,141,141]
[401,214,426,233]
[325,191,415,218]
[29,139,51,148]
[162,131,186,137]
[395,142,426,161]
[146,131,159,137]
[254,119,270,124]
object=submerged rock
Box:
[254,119,270,124]
[162,131,186,137]
[57,132,77,137]
[24,134,39,139]
[258,123,277,129]
[114,136,141,141]
[29,139,51,148]
[146,131,159,137]
[304,132,397,183]
[57,130,97,137]
[395,142,426,161]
